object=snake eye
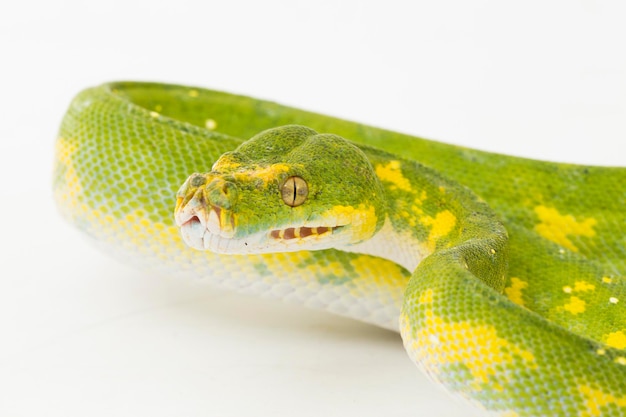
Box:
[281,176,308,207]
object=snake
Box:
[53,81,626,416]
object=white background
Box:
[1,1,625,416]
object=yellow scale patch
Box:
[258,251,315,285]
[213,154,241,171]
[388,171,457,251]
[326,204,379,242]
[399,191,429,228]
[534,205,597,252]
[579,385,626,417]
[419,288,434,304]
[405,289,537,392]
[420,210,457,251]
[347,255,407,304]
[375,160,412,192]
[574,281,596,292]
[233,163,292,184]
[605,331,626,350]
[504,277,528,307]
[54,138,193,264]
[312,261,346,278]
[54,137,83,205]
[94,209,189,262]
[559,280,596,315]
[562,296,586,315]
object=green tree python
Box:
[53,82,626,416]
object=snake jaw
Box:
[176,190,352,253]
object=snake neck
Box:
[342,216,428,273]
[339,151,472,275]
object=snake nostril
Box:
[222,182,237,196]
[208,181,238,209]
[190,174,206,187]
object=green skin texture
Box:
[54,82,626,416]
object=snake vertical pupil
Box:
[281,176,308,207]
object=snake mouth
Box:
[176,196,350,253]
[178,221,346,254]
[176,200,234,235]
[175,195,238,251]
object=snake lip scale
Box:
[176,203,347,254]
[175,198,347,254]
[269,225,343,240]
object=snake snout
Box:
[175,175,238,249]
[174,191,203,227]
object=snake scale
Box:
[53,82,626,416]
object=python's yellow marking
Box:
[219,207,234,235]
[348,255,407,303]
[411,292,536,390]
[605,331,626,349]
[414,190,428,205]
[325,204,378,241]
[421,210,457,250]
[375,160,412,192]
[419,288,434,304]
[400,312,411,335]
[579,385,626,417]
[416,309,537,388]
[213,155,241,171]
[504,277,528,307]
[564,281,596,294]
[54,137,82,203]
[246,163,291,184]
[314,261,345,278]
[534,205,597,252]
[175,197,183,213]
[574,281,596,292]
[563,296,586,315]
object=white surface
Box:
[1,1,625,416]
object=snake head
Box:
[175,125,386,254]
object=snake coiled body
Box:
[54,82,626,416]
